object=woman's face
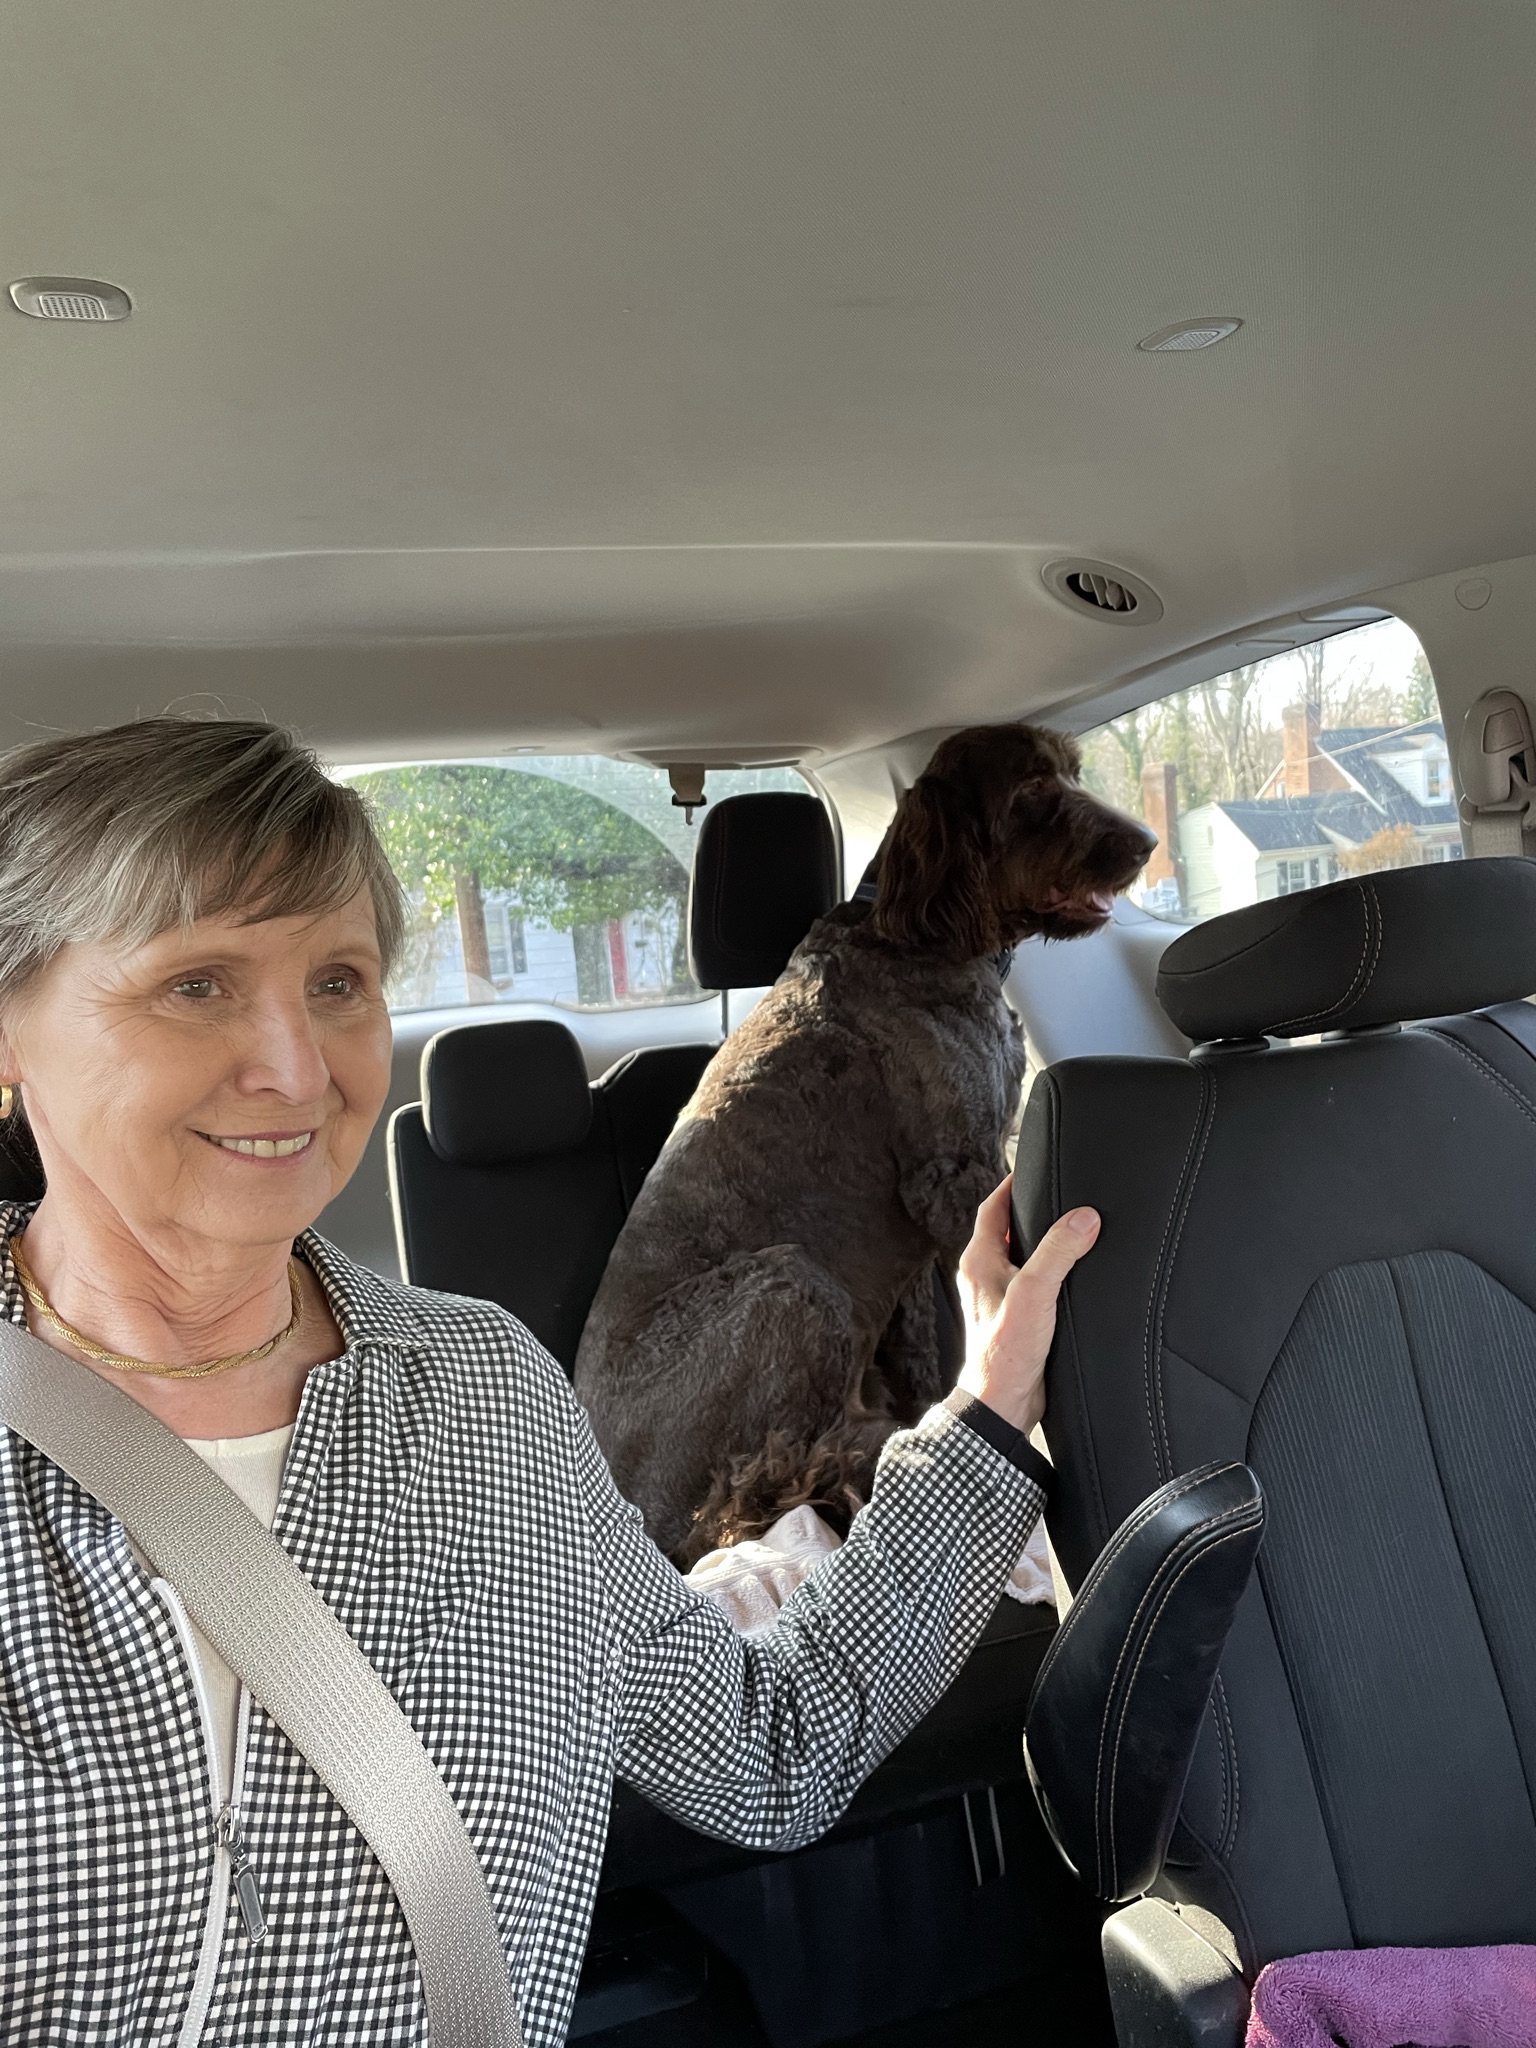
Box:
[1,889,392,1255]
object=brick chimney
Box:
[1139,760,1181,889]
[1279,702,1350,797]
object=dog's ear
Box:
[870,771,1001,960]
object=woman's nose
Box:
[237,998,332,1100]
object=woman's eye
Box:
[171,977,219,1000]
[312,973,356,998]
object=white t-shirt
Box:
[164,1424,293,1802]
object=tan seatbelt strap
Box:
[0,1319,521,2048]
[1463,811,1526,860]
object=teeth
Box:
[210,1133,313,1158]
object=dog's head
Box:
[869,723,1156,961]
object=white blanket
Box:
[687,1503,1055,1637]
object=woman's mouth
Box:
[198,1130,316,1159]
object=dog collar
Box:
[851,880,1014,983]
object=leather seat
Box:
[1012,858,1536,2045]
[687,789,840,992]
[389,1022,713,1369]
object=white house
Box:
[1173,709,1462,921]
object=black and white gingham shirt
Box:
[0,1206,1047,2046]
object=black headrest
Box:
[1156,858,1536,1043]
[422,1019,592,1165]
[688,792,839,990]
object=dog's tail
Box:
[678,1419,896,1568]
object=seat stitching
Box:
[1270,881,1381,1035]
[1421,1029,1536,1131]
[1144,1070,1215,1479]
[1104,1515,1261,1892]
[1212,1687,1236,1851]
[1030,1465,1242,1706]
[1387,1255,1536,1832]
[1088,1497,1250,1886]
[1148,1073,1217,1477]
[1156,896,1313,977]
[1046,1077,1113,1554]
[1213,1672,1240,1859]
[1102,1517,1263,1896]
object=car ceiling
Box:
[3,0,1535,767]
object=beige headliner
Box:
[3,1,1535,764]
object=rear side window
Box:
[1079,619,1455,924]
[337,756,810,1012]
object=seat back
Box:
[1012,860,1536,1971]
[389,1020,712,1369]
[688,790,838,989]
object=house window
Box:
[1077,615,1442,924]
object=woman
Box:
[0,716,1100,2047]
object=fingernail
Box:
[1067,1209,1099,1237]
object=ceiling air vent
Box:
[9,277,132,322]
[1042,558,1163,626]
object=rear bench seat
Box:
[389,1019,713,1362]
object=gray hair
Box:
[0,716,406,1013]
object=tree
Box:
[1403,650,1438,724]
[353,765,691,1005]
[1195,664,1265,801]
[1337,823,1422,875]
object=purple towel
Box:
[1247,1945,1536,2048]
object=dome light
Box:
[1137,317,1241,353]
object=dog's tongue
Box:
[1039,886,1117,920]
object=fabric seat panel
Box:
[1394,1251,1536,1807]
[1248,1258,1536,1948]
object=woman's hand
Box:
[956,1176,1100,1436]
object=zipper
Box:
[217,1802,268,1943]
[154,1583,268,2048]
[219,1685,267,1944]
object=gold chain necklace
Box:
[10,1234,304,1382]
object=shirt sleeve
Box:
[568,1388,1048,1854]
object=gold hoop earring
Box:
[0,1086,14,1121]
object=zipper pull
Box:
[216,1806,269,1946]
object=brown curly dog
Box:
[573,723,1154,1563]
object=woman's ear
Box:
[870,774,1001,961]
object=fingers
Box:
[957,1201,1099,1434]
[958,1176,1017,1309]
[1011,1207,1100,1297]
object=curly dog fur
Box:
[574,723,1153,1563]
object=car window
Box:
[1078,618,1455,923]
[336,757,811,1012]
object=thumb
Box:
[1010,1207,1100,1299]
